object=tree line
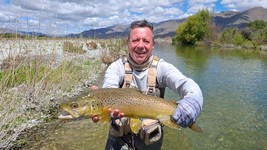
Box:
[172,9,267,49]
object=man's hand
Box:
[90,85,124,123]
[91,109,124,123]
[171,98,201,128]
[92,115,100,123]
[90,85,99,90]
[90,85,99,123]
[109,108,124,120]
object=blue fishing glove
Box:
[171,97,201,128]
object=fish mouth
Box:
[58,110,80,119]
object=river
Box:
[17,42,267,150]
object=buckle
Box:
[125,82,131,88]
[148,87,154,94]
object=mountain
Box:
[68,19,185,38]
[2,7,267,38]
[213,6,267,30]
[0,27,47,37]
[153,19,185,38]
[75,24,129,38]
[70,7,267,38]
[0,28,15,34]
[69,19,185,38]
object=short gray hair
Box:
[128,19,154,40]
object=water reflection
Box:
[26,120,109,150]
[155,42,267,150]
[20,42,267,150]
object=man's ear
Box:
[125,37,128,45]
[152,39,155,49]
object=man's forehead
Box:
[130,27,153,37]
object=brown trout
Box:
[58,88,202,133]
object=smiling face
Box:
[127,27,155,64]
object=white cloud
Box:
[187,0,216,14]
[221,0,267,11]
[0,0,267,34]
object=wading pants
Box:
[105,131,163,150]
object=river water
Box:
[19,42,267,150]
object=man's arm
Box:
[157,60,203,127]
[102,59,124,88]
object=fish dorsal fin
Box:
[129,118,142,134]
[130,88,143,93]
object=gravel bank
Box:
[0,39,110,148]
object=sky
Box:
[0,0,267,35]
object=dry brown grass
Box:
[63,41,86,53]
[0,38,123,148]
[86,41,98,49]
[99,38,127,65]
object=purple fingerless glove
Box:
[171,97,201,128]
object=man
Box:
[92,19,203,150]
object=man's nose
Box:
[137,40,144,48]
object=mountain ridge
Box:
[76,6,267,38]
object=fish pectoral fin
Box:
[97,108,112,122]
[129,118,142,134]
[159,116,181,130]
[97,114,110,123]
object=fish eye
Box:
[71,102,78,108]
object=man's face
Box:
[128,27,155,64]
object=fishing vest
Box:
[120,55,165,98]
[111,55,165,145]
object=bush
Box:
[219,27,247,45]
[233,33,246,46]
[173,9,211,45]
[63,41,85,53]
[86,41,97,49]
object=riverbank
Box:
[210,43,267,51]
[0,38,126,148]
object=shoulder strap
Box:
[146,56,159,95]
[121,56,162,96]
[122,56,132,88]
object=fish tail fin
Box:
[189,123,202,133]
[159,116,203,133]
[159,116,181,130]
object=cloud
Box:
[221,0,267,11]
[187,0,216,14]
[0,0,267,35]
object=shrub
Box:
[63,41,85,53]
[86,41,97,49]
[173,9,211,45]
